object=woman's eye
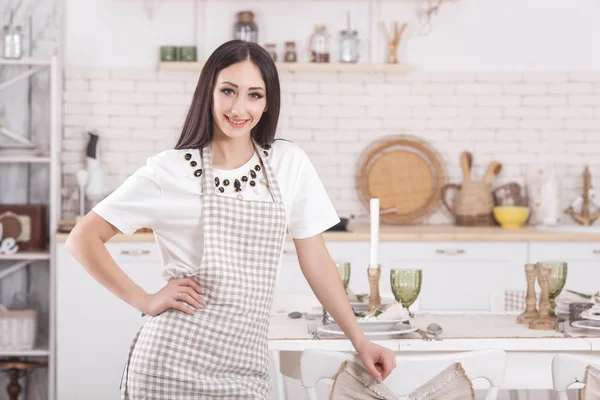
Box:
[250,93,264,99]
[221,88,235,95]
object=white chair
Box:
[552,354,600,400]
[300,349,507,400]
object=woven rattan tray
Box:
[356,135,447,224]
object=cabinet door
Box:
[529,242,600,294]
[56,242,164,400]
[382,242,528,311]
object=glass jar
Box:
[234,11,258,43]
[283,41,297,63]
[309,24,330,63]
[339,29,359,63]
[2,25,23,59]
[264,43,277,62]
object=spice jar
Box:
[234,11,258,43]
[309,24,330,63]
[264,43,277,62]
[283,41,297,63]
[339,29,359,63]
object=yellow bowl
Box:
[493,206,530,229]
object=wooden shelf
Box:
[159,61,411,73]
[0,155,51,163]
[0,251,50,261]
[0,58,52,66]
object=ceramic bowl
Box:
[493,206,530,229]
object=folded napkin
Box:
[360,303,410,322]
[330,360,474,400]
[556,290,593,305]
[347,288,364,303]
[582,365,600,399]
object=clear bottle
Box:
[309,24,330,63]
[283,41,297,63]
[2,25,14,59]
[264,43,277,62]
[234,11,258,43]
[12,26,23,59]
[339,29,359,63]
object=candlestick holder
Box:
[368,264,382,312]
[529,266,556,330]
[517,263,539,324]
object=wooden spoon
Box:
[483,161,502,182]
[460,152,473,183]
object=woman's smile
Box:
[225,115,250,128]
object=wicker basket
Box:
[441,181,495,226]
[0,309,37,350]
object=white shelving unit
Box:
[0,155,51,163]
[0,56,61,400]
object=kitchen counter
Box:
[55,224,600,243]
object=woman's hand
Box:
[141,277,203,316]
[355,339,397,383]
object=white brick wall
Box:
[62,67,600,225]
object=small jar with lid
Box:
[339,29,359,63]
[283,41,297,63]
[264,43,277,62]
[234,11,258,43]
[309,24,330,63]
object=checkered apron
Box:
[120,143,287,399]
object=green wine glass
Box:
[336,262,351,291]
[537,261,568,317]
[390,269,422,318]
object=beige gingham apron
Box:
[120,142,287,399]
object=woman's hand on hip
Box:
[355,339,396,383]
[141,277,204,316]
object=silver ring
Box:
[177,293,181,301]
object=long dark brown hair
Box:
[175,40,280,150]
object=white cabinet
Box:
[276,241,371,295]
[529,242,600,294]
[381,242,529,311]
[275,240,529,312]
[56,242,165,400]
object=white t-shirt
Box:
[213,152,271,202]
[92,140,340,280]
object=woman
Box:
[66,40,395,399]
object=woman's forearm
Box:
[294,236,367,349]
[65,230,149,313]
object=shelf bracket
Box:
[0,66,46,92]
[0,260,31,281]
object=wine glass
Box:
[537,261,568,317]
[336,262,351,291]
[390,269,422,318]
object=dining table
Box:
[267,309,600,398]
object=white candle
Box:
[370,198,380,267]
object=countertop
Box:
[55,224,600,243]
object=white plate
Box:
[572,320,600,331]
[581,311,600,321]
[355,320,409,332]
[319,322,417,338]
